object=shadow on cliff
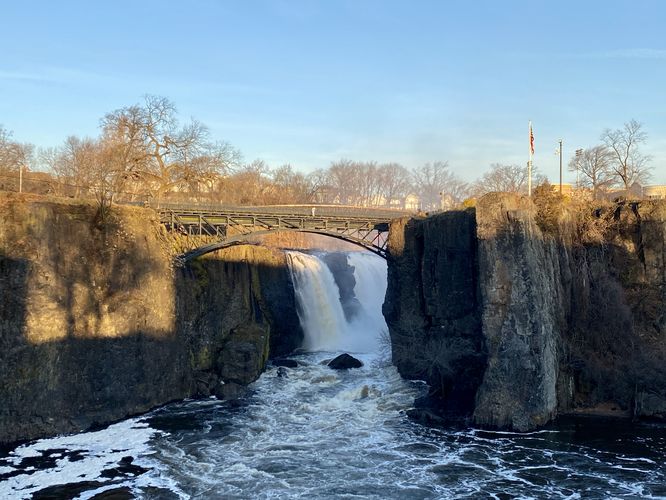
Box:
[388,197,666,430]
[0,253,30,413]
[40,208,169,342]
[0,240,192,444]
[385,209,488,421]
[560,236,666,415]
[0,205,306,445]
[0,207,189,444]
[476,198,666,427]
[175,250,304,366]
[521,196,665,419]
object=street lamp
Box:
[574,148,583,188]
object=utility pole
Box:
[19,164,23,194]
[528,121,534,196]
[558,139,563,194]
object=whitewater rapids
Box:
[1,250,665,499]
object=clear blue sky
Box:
[1,0,665,183]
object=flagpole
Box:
[528,121,533,197]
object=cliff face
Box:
[383,210,485,416]
[385,193,666,431]
[473,194,562,430]
[0,194,302,444]
[557,200,666,419]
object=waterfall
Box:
[346,251,389,354]
[286,251,349,352]
[286,250,388,354]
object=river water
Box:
[1,251,665,499]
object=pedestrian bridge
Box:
[158,206,404,262]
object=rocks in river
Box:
[213,381,247,400]
[277,367,289,378]
[327,353,363,370]
[406,408,449,427]
[273,358,299,368]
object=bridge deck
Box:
[158,206,398,260]
[159,208,392,235]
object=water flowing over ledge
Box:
[286,250,388,355]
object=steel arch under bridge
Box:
[158,207,397,262]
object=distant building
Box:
[549,183,574,196]
[404,193,420,211]
[643,185,666,200]
[439,192,455,210]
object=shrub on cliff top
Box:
[532,182,566,236]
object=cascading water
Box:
[346,251,389,355]
[2,250,665,499]
[286,250,388,354]
[285,251,351,352]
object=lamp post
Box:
[574,148,583,188]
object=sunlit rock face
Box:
[0,194,301,444]
[385,194,666,431]
[473,194,560,431]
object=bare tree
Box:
[377,163,412,208]
[441,176,471,208]
[327,159,357,205]
[411,161,466,211]
[101,95,241,203]
[222,159,271,204]
[0,125,34,174]
[569,145,614,199]
[601,120,652,193]
[306,168,334,204]
[38,146,60,173]
[270,164,311,204]
[472,163,546,197]
[51,136,99,197]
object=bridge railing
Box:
[158,206,393,259]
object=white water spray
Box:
[286,250,388,354]
[346,251,389,354]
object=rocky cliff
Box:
[385,193,666,431]
[383,210,485,416]
[0,194,302,444]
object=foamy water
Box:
[1,251,665,498]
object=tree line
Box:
[0,96,655,210]
[569,120,653,199]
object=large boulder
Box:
[327,353,363,369]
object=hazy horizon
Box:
[1,0,665,184]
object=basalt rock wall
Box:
[385,193,666,431]
[0,194,302,444]
[383,209,485,416]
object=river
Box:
[1,251,665,499]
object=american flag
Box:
[529,122,535,155]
